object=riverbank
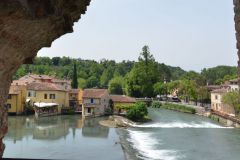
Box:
[150,102,240,128]
[99,115,137,128]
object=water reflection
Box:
[3,115,124,160]
[6,115,110,142]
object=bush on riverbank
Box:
[161,103,196,114]
[126,102,149,122]
[151,101,162,108]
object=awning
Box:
[34,102,58,108]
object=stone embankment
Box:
[99,116,136,128]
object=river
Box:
[3,115,125,159]
[3,109,240,160]
[118,108,240,160]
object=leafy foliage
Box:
[222,91,240,114]
[151,101,162,108]
[108,76,125,94]
[161,103,196,114]
[126,102,148,122]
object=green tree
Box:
[222,91,240,115]
[71,63,78,89]
[153,82,168,96]
[108,76,125,94]
[86,76,99,88]
[126,45,159,97]
[78,78,87,89]
[52,57,61,66]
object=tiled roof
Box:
[9,85,25,95]
[83,89,108,98]
[211,88,228,94]
[110,95,136,103]
[29,74,53,80]
[69,89,80,94]
[27,82,66,91]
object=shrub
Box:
[152,101,162,108]
[104,107,113,115]
[126,102,148,122]
[161,103,196,114]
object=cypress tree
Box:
[71,62,78,89]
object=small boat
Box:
[34,102,59,118]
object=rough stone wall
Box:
[234,0,240,83]
[0,0,90,157]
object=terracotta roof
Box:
[69,89,80,94]
[52,79,71,83]
[29,74,53,80]
[27,82,66,91]
[83,89,108,98]
[9,85,25,95]
[110,95,136,103]
[211,88,228,94]
[12,79,34,86]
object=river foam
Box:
[132,121,233,129]
[127,130,182,160]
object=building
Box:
[82,89,109,117]
[69,89,83,113]
[211,88,235,115]
[27,82,69,114]
[109,95,136,114]
[13,74,71,90]
[52,78,71,90]
[211,79,239,116]
[225,79,239,91]
[6,85,27,115]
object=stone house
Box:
[82,89,109,117]
[211,79,239,116]
[109,95,136,114]
[211,88,235,116]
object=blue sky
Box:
[38,0,237,72]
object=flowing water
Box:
[118,108,240,160]
[3,115,125,160]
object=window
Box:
[91,98,94,103]
[50,94,56,99]
[28,91,36,97]
[6,104,11,109]
[215,95,218,100]
[44,94,48,99]
[8,95,11,99]
[87,108,91,113]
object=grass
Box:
[160,103,196,114]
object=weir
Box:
[0,0,240,158]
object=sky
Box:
[38,0,237,72]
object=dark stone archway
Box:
[0,0,90,157]
[0,0,239,158]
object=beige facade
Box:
[82,89,109,117]
[211,89,235,116]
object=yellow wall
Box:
[27,90,69,113]
[6,86,27,114]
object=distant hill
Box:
[13,57,237,88]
